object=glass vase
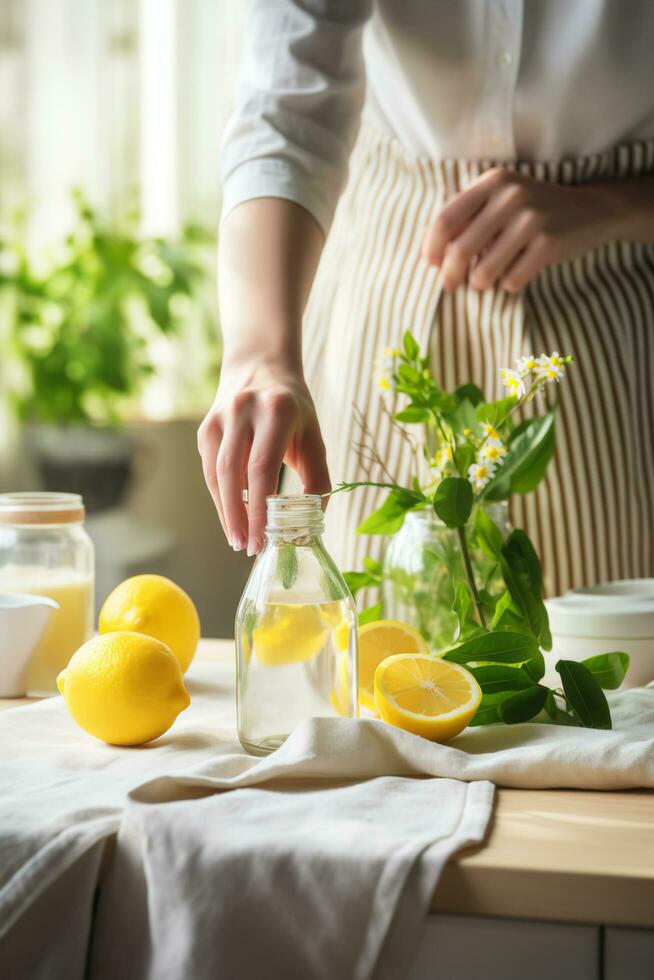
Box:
[382,502,510,650]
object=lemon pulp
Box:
[374,653,481,742]
[357,619,429,713]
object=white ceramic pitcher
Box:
[0,593,59,697]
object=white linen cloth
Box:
[1,652,653,980]
[221,0,654,233]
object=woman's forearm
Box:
[218,198,325,372]
[592,177,654,245]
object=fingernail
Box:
[232,532,246,552]
[246,538,259,558]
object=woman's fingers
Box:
[422,167,508,268]
[438,198,520,291]
[246,391,298,556]
[216,403,253,551]
[468,208,540,290]
[197,416,226,534]
[293,421,331,503]
[501,236,554,293]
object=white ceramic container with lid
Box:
[545,580,654,689]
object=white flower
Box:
[374,345,400,393]
[481,422,500,441]
[468,460,496,491]
[428,442,454,480]
[500,368,526,398]
[536,352,566,383]
[517,354,539,377]
[479,439,507,465]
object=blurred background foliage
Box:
[1,192,219,425]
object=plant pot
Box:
[28,424,135,514]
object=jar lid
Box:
[546,580,654,639]
[0,492,85,525]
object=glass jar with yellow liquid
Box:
[0,493,94,694]
[235,494,358,756]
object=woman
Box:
[198,0,654,596]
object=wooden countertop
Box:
[3,638,652,928]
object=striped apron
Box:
[301,124,654,598]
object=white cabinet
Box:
[408,915,599,980]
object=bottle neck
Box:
[264,494,325,542]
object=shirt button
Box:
[497,51,513,68]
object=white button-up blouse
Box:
[220,0,654,235]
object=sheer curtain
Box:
[0,0,248,243]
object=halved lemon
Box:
[374,653,481,742]
[358,619,429,713]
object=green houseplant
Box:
[0,192,218,509]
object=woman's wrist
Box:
[222,331,303,376]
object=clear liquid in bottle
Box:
[235,495,358,755]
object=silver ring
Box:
[241,489,249,503]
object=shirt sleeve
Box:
[220,0,372,236]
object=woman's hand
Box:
[197,357,330,556]
[422,167,618,293]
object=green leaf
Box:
[523,650,545,682]
[482,411,556,500]
[453,443,475,476]
[402,330,420,360]
[498,685,548,724]
[357,488,424,535]
[455,383,485,407]
[477,588,500,627]
[508,413,556,494]
[362,556,383,578]
[544,690,558,720]
[499,529,552,650]
[476,395,516,428]
[394,406,429,423]
[483,474,512,502]
[468,691,514,726]
[343,570,375,597]
[469,664,534,694]
[443,398,480,437]
[397,363,420,385]
[277,543,298,590]
[452,583,484,641]
[433,477,473,529]
[434,391,458,414]
[556,660,612,730]
[581,652,630,690]
[443,630,539,666]
[359,602,382,626]
[474,506,504,560]
[491,590,533,636]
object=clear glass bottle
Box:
[0,492,95,694]
[235,494,358,756]
[382,502,510,651]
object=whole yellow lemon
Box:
[99,574,200,673]
[57,631,190,745]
